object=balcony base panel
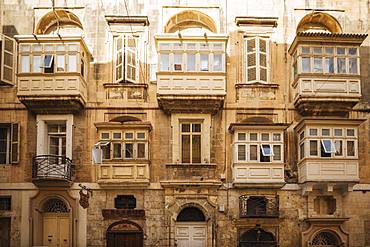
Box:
[18,97,85,113]
[97,179,150,188]
[233,182,286,189]
[32,178,73,188]
[294,98,359,116]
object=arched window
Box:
[311,231,341,246]
[42,198,69,213]
[239,227,277,247]
[177,206,206,222]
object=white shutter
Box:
[10,123,20,163]
[245,37,269,83]
[1,34,16,85]
[246,37,257,82]
[114,36,124,83]
[124,35,137,83]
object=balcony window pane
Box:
[310,129,318,136]
[33,44,42,52]
[68,55,77,72]
[337,48,345,55]
[49,136,59,155]
[137,133,145,139]
[137,143,146,158]
[125,132,134,140]
[322,129,330,136]
[321,140,336,153]
[313,47,322,54]
[348,48,357,55]
[200,54,209,71]
[20,55,30,72]
[113,143,122,159]
[250,133,257,141]
[250,145,258,160]
[102,143,111,160]
[113,133,122,139]
[310,140,318,156]
[347,129,355,137]
[273,133,281,141]
[273,145,281,161]
[302,57,311,72]
[192,135,201,163]
[101,133,110,139]
[261,144,273,156]
[349,58,358,74]
[56,55,65,72]
[174,53,182,71]
[213,54,222,71]
[324,57,334,73]
[337,58,346,73]
[160,54,169,71]
[313,57,323,72]
[187,54,196,71]
[238,133,246,141]
[334,140,343,156]
[334,129,343,136]
[325,47,334,54]
[238,145,246,161]
[20,45,30,52]
[125,143,134,159]
[300,143,305,159]
[261,133,269,141]
[347,141,355,156]
[56,44,65,51]
[302,47,310,54]
[181,135,190,163]
[32,55,42,72]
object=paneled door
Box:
[0,218,10,247]
[175,222,207,247]
[43,214,70,247]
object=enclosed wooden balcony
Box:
[289,32,367,115]
[15,35,91,113]
[32,155,74,187]
[155,35,227,114]
[233,163,285,187]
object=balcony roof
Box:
[105,15,150,26]
[94,121,152,130]
[294,117,366,131]
[288,32,368,54]
[228,122,289,132]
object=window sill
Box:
[235,82,279,88]
[103,83,148,88]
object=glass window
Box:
[337,58,346,73]
[68,55,77,72]
[348,48,357,55]
[302,57,311,72]
[250,145,258,160]
[137,133,145,139]
[213,54,222,71]
[20,55,30,72]
[337,48,345,55]
[113,133,122,140]
[273,145,281,160]
[334,140,343,156]
[349,58,358,74]
[200,54,209,71]
[125,132,134,139]
[101,133,110,139]
[322,129,330,136]
[250,133,257,141]
[102,143,111,160]
[313,57,323,72]
[309,129,318,136]
[321,140,336,153]
[125,143,134,159]
[324,57,334,73]
[56,55,65,72]
[313,47,322,54]
[300,143,305,159]
[347,141,355,156]
[113,143,122,159]
[174,53,182,71]
[261,133,269,141]
[137,143,146,158]
[347,129,355,137]
[261,144,273,156]
[187,54,196,71]
[181,123,201,163]
[310,140,318,156]
[32,55,42,72]
[160,54,169,71]
[273,133,281,141]
[238,145,246,161]
[43,55,53,68]
[325,47,334,54]
[302,47,310,54]
[334,129,342,136]
[238,133,246,141]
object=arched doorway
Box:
[41,198,71,247]
[175,206,207,247]
[106,220,143,247]
[310,230,342,247]
[239,226,277,247]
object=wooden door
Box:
[43,214,70,247]
[175,223,207,247]
[107,231,143,247]
[0,218,11,247]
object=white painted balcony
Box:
[233,163,285,187]
[97,162,150,186]
[298,159,359,183]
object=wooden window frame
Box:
[245,36,270,83]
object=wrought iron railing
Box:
[240,195,279,218]
[32,155,74,181]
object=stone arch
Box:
[296,12,342,33]
[109,115,142,123]
[239,226,277,246]
[310,229,342,246]
[38,194,72,213]
[241,116,274,124]
[173,202,211,221]
[106,220,143,247]
[107,220,143,232]
[164,10,217,33]
[41,197,70,213]
[35,10,83,34]
[177,206,206,222]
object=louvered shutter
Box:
[10,123,20,163]
[1,35,16,85]
[124,35,137,83]
[115,36,124,82]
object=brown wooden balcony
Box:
[32,155,74,187]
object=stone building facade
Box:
[0,0,369,247]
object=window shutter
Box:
[115,36,124,83]
[246,37,257,82]
[10,123,20,163]
[259,37,268,83]
[124,35,137,83]
[1,35,16,85]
